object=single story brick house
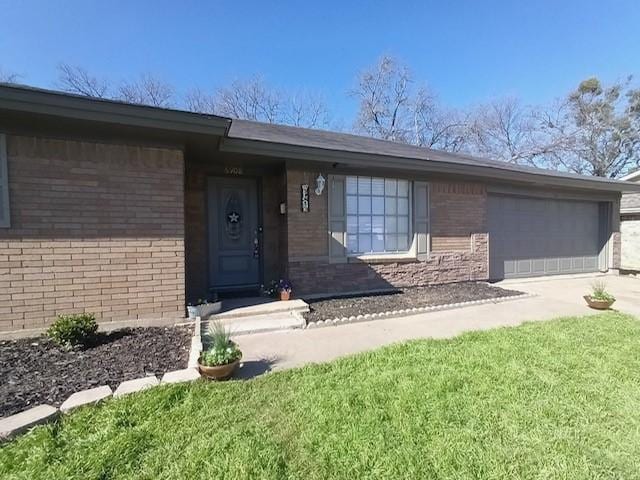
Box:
[1,84,639,337]
[620,169,640,270]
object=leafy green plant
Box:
[590,281,616,302]
[46,313,98,349]
[200,321,242,366]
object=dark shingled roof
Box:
[2,83,640,193]
[227,119,640,191]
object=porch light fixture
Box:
[315,174,326,195]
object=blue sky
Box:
[1,0,639,123]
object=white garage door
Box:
[488,195,602,279]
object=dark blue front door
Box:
[208,177,260,290]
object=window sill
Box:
[347,253,418,264]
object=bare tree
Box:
[413,87,468,152]
[118,73,174,107]
[187,77,330,128]
[352,56,412,142]
[283,91,329,128]
[185,88,217,114]
[213,76,281,122]
[0,68,20,83]
[57,63,110,98]
[352,56,469,152]
[463,97,561,165]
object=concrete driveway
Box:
[234,274,640,378]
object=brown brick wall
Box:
[0,135,185,334]
[285,173,489,295]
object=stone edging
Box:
[0,319,203,442]
[304,293,536,329]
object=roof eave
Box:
[0,84,231,137]
[220,137,640,193]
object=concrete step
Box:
[204,311,306,336]
[211,297,309,320]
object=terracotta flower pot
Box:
[584,295,615,310]
[198,357,241,381]
[280,291,291,301]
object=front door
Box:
[208,176,260,291]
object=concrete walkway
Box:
[234,274,640,378]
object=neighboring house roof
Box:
[621,169,640,213]
[2,83,640,194]
[621,169,640,182]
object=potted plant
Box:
[186,301,200,319]
[584,280,616,310]
[277,279,293,301]
[198,322,242,380]
[186,296,222,319]
[262,279,293,301]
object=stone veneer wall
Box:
[0,135,185,335]
[285,168,489,295]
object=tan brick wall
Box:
[285,173,489,295]
[431,182,486,252]
[0,135,185,334]
[286,169,328,258]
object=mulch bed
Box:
[0,326,192,418]
[303,282,524,323]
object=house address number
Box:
[225,167,243,175]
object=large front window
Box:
[345,176,411,254]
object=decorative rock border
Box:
[304,293,536,329]
[0,317,204,442]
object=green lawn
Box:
[2,312,640,479]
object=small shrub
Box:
[590,281,616,303]
[46,313,98,349]
[200,321,242,366]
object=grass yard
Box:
[2,312,640,479]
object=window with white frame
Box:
[345,176,411,254]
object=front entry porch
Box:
[203,296,308,335]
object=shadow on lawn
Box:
[235,358,279,380]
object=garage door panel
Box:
[489,195,601,279]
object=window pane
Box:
[385,216,397,233]
[347,215,358,233]
[371,178,385,195]
[344,175,414,255]
[372,196,384,214]
[358,216,372,233]
[398,198,409,215]
[397,180,409,197]
[358,177,371,195]
[358,196,371,214]
[346,177,358,194]
[346,195,357,214]
[347,234,358,253]
[385,179,396,196]
[372,215,384,233]
[397,216,409,233]
[397,234,409,251]
[385,234,397,251]
[358,234,371,253]
[372,234,384,252]
[385,197,397,215]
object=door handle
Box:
[253,229,260,258]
